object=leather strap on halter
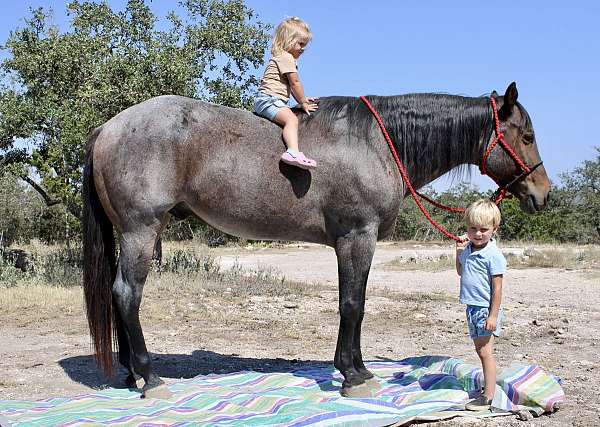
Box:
[359,95,542,241]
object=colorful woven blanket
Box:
[0,356,564,426]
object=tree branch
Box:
[21,175,61,207]
[19,174,83,218]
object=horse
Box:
[82,82,550,398]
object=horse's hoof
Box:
[142,383,173,399]
[364,377,381,392]
[340,382,373,398]
[125,374,144,389]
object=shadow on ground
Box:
[58,350,332,391]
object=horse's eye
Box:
[522,133,534,145]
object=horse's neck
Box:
[305,94,491,190]
[386,94,491,190]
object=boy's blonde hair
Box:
[271,17,312,56]
[464,199,501,228]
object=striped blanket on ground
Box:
[0,356,565,426]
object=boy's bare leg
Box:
[473,335,496,399]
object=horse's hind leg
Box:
[114,309,142,389]
[333,226,378,397]
[112,228,171,398]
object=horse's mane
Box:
[305,94,494,187]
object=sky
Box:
[1,1,599,192]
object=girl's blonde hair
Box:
[271,17,312,56]
[464,199,502,228]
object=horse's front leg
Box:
[333,227,378,397]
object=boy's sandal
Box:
[280,152,317,170]
[465,395,492,411]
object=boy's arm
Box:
[286,72,318,113]
[455,236,468,276]
[485,274,503,331]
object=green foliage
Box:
[0,0,270,236]
[0,171,80,245]
[499,148,599,243]
[162,217,234,246]
[159,249,220,275]
[37,245,83,287]
[0,244,82,287]
[392,150,600,244]
[392,183,483,240]
[0,255,21,288]
[560,147,600,234]
[500,191,583,242]
[0,172,43,246]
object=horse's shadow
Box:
[58,350,337,393]
[59,353,464,396]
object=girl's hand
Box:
[301,98,319,115]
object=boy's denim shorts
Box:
[466,305,503,339]
[253,92,287,121]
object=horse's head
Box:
[484,82,551,213]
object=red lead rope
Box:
[359,95,465,242]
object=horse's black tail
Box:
[82,127,117,375]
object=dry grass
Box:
[381,255,454,272]
[381,245,600,272]
[2,243,597,327]
[507,246,600,270]
[371,287,453,305]
[578,270,600,281]
[0,243,325,326]
[141,267,323,324]
[0,282,83,325]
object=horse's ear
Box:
[504,82,518,107]
[499,82,518,118]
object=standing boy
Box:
[456,199,506,411]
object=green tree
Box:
[558,146,600,242]
[0,172,45,246]
[0,0,269,230]
[392,183,486,241]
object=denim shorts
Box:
[253,92,287,121]
[466,305,503,339]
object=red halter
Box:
[478,96,543,204]
[359,95,543,241]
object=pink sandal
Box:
[280,151,317,170]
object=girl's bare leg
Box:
[273,107,299,152]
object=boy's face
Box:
[466,223,496,249]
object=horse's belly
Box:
[184,182,328,243]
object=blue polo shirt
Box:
[458,239,506,307]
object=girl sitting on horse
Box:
[253,17,319,170]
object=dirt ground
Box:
[1,242,599,426]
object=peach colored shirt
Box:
[258,52,297,102]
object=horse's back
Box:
[91,96,322,238]
[90,95,401,243]
[96,95,272,146]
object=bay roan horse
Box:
[83,82,550,398]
